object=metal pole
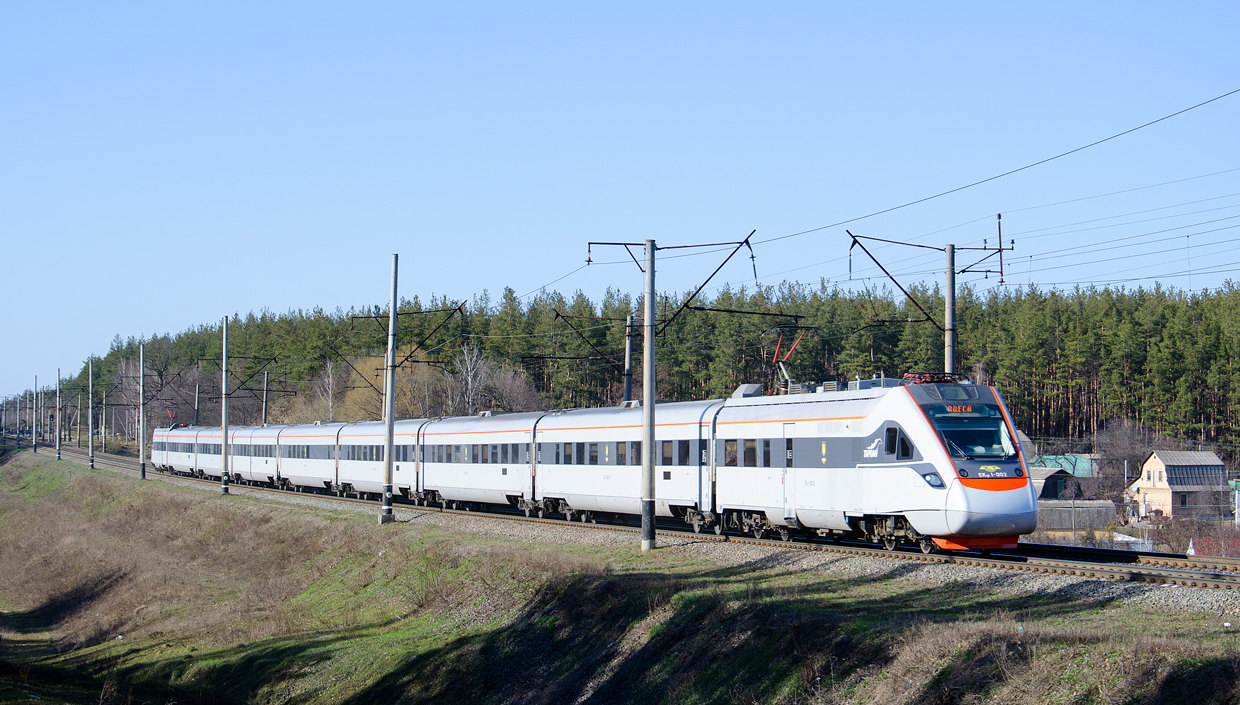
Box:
[641,239,657,552]
[194,384,200,426]
[76,393,81,448]
[139,344,146,480]
[101,388,106,453]
[261,371,269,426]
[88,360,94,468]
[56,369,61,460]
[221,316,229,495]
[380,254,398,525]
[623,314,633,403]
[32,375,37,453]
[945,243,956,374]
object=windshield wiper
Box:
[945,438,972,460]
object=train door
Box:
[524,431,534,499]
[530,427,541,503]
[782,423,796,523]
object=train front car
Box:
[904,379,1037,551]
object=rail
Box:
[33,442,1240,591]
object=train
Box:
[150,373,1038,552]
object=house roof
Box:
[1029,467,1071,481]
[1148,450,1224,467]
[1146,450,1226,491]
[1030,454,1097,477]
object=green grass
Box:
[3,449,1240,704]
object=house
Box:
[1128,450,1228,519]
[1031,467,1073,500]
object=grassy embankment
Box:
[1,446,1239,704]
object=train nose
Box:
[944,480,1038,536]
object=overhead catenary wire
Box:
[755,88,1240,246]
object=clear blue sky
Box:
[4,2,1239,396]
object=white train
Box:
[150,375,1038,552]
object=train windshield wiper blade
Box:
[945,437,972,460]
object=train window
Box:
[589,443,599,465]
[786,439,794,466]
[575,443,586,465]
[511,443,520,463]
[438,445,446,463]
[661,441,673,466]
[724,440,737,467]
[617,442,627,465]
[885,428,898,455]
[744,439,757,467]
[678,440,690,466]
[897,435,914,460]
[469,444,477,463]
[601,442,611,464]
[631,441,641,465]
[497,444,505,464]
[763,440,771,467]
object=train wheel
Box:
[920,538,937,554]
[537,508,545,519]
[524,507,531,517]
[779,529,792,542]
[692,521,702,534]
[882,537,898,551]
[714,523,723,536]
[752,527,766,540]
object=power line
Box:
[755,87,1240,246]
[1008,200,1240,240]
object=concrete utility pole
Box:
[194,384,200,426]
[623,314,634,403]
[221,316,230,495]
[56,369,61,460]
[261,371,269,425]
[76,393,81,448]
[139,344,146,480]
[101,389,106,453]
[32,375,37,453]
[380,254,398,525]
[88,360,94,469]
[945,243,956,374]
[641,239,657,552]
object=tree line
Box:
[29,280,1240,456]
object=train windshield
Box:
[921,404,1018,460]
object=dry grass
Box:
[5,449,1240,704]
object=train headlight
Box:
[1014,468,1023,477]
[922,473,944,487]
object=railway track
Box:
[36,442,1240,591]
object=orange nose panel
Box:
[933,535,1019,551]
[957,477,1028,491]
